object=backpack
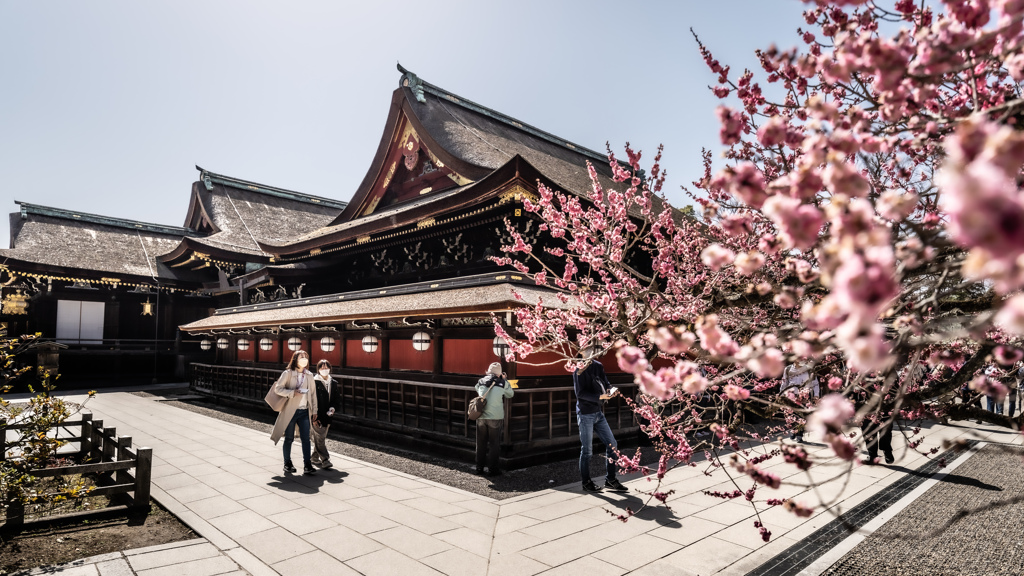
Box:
[468,379,498,420]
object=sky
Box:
[0,1,809,244]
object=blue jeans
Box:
[283,408,312,466]
[578,411,617,482]
[987,396,1004,414]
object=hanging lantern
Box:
[412,331,431,352]
[200,339,213,351]
[361,335,379,353]
[320,337,336,352]
[493,336,509,357]
[237,339,250,351]
[141,299,154,316]
[259,338,273,351]
[216,338,229,350]
[287,337,302,351]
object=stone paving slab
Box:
[14,538,247,576]
[32,390,1022,575]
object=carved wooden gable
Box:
[353,113,472,218]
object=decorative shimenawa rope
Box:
[136,230,158,281]
[224,191,269,256]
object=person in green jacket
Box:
[475,362,514,476]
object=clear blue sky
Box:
[0,1,807,243]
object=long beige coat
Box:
[270,369,318,445]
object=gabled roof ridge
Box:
[196,166,349,210]
[15,201,198,237]
[397,64,614,168]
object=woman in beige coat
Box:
[271,350,318,475]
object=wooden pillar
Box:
[433,326,443,375]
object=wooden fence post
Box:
[133,447,152,512]
[5,497,24,529]
[114,436,132,506]
[115,437,132,482]
[79,413,93,462]
[89,420,104,462]
[101,428,116,463]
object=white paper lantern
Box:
[492,336,509,357]
[412,332,431,352]
[320,337,336,352]
[287,337,302,351]
[216,338,229,350]
[259,338,273,351]
[237,339,250,351]
[200,339,212,351]
[361,335,379,353]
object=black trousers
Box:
[475,419,502,472]
[862,419,893,459]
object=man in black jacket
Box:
[574,351,628,493]
[311,359,342,469]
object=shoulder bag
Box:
[468,379,498,420]
[265,371,291,412]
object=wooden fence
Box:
[1,412,152,528]
[189,363,640,457]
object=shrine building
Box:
[0,65,644,462]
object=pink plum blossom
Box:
[747,347,784,378]
[762,196,824,251]
[701,244,735,272]
[616,346,649,374]
[734,251,766,276]
[995,295,1024,334]
[807,394,855,439]
[725,384,751,401]
[969,375,1009,402]
[648,326,696,355]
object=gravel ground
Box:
[821,444,1024,576]
[131,388,665,500]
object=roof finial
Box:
[397,62,426,104]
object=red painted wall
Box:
[516,351,572,377]
[442,339,494,375]
[390,338,432,372]
[236,339,255,362]
[257,339,281,364]
[598,350,625,373]
[346,339,382,369]
[314,337,342,367]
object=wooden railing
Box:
[1,413,153,527]
[189,363,639,453]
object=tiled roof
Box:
[3,204,187,280]
[180,283,571,331]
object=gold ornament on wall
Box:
[141,299,154,316]
[2,290,29,315]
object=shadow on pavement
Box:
[887,464,1003,491]
[264,468,349,493]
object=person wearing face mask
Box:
[270,350,318,475]
[310,359,341,469]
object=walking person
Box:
[574,350,627,493]
[782,360,817,443]
[854,387,894,464]
[270,350,318,475]
[475,362,514,476]
[310,359,341,469]
[861,414,894,464]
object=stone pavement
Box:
[17,538,248,576]
[31,390,1023,576]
